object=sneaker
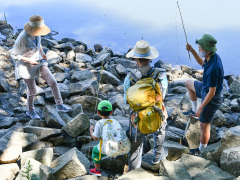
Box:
[189,148,201,156]
[56,104,72,112]
[26,110,41,119]
[89,168,102,176]
[183,109,198,119]
[152,148,168,165]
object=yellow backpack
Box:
[126,69,164,134]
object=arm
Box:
[186,43,204,66]
[90,126,99,140]
[195,87,216,118]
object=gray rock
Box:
[15,158,42,180]
[54,73,69,82]
[101,70,121,86]
[46,50,61,65]
[116,84,124,93]
[26,119,47,127]
[45,83,70,100]
[34,95,45,106]
[91,53,111,67]
[21,148,53,167]
[0,117,16,128]
[181,65,195,75]
[0,77,9,92]
[104,63,120,79]
[220,145,240,177]
[212,110,226,127]
[58,112,72,123]
[170,80,186,88]
[54,146,72,156]
[230,98,239,112]
[115,64,127,76]
[101,154,127,173]
[159,159,191,180]
[80,140,99,156]
[75,53,92,63]
[170,86,187,94]
[220,103,231,113]
[180,153,216,177]
[224,112,240,127]
[164,141,189,161]
[54,42,75,50]
[26,141,53,151]
[141,149,162,172]
[51,147,90,179]
[155,60,172,72]
[76,135,91,145]
[62,113,90,137]
[171,68,183,79]
[66,50,75,62]
[68,103,83,118]
[116,58,137,69]
[229,78,240,95]
[40,164,56,180]
[67,175,98,180]
[192,165,235,180]
[68,95,101,114]
[100,83,116,94]
[43,105,65,128]
[71,70,95,82]
[53,64,65,73]
[75,45,87,54]
[121,168,170,180]
[23,126,62,140]
[109,93,128,111]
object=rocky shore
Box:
[0,20,240,180]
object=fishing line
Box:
[177,1,191,60]
[175,4,180,64]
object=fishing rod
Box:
[177,1,191,60]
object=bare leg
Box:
[200,122,211,144]
[94,163,100,170]
[185,79,197,101]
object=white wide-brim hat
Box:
[126,40,159,59]
[24,15,50,36]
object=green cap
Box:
[97,100,112,111]
[196,34,217,53]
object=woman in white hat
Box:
[11,15,71,119]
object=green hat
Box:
[97,100,112,111]
[196,34,217,53]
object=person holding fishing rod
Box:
[11,15,72,119]
[183,34,224,155]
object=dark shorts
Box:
[194,81,223,124]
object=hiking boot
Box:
[89,168,102,176]
[183,109,198,119]
[26,110,41,119]
[189,148,201,156]
[152,148,168,165]
[56,104,72,112]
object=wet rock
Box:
[62,113,90,137]
[75,53,92,63]
[159,159,191,180]
[23,126,62,140]
[51,147,90,179]
[220,145,240,177]
[43,105,65,128]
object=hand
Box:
[186,43,193,52]
[28,59,39,65]
[90,125,94,131]
[195,107,203,118]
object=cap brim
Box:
[24,23,51,36]
[126,47,159,59]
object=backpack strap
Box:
[128,71,139,86]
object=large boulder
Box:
[46,50,61,65]
[20,148,53,167]
[220,145,240,177]
[43,105,65,128]
[212,110,226,127]
[101,70,121,86]
[62,113,90,137]
[75,53,92,63]
[164,141,189,161]
[91,53,111,67]
[116,58,137,69]
[159,159,191,180]
[51,147,90,179]
[23,126,62,140]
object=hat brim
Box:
[196,39,217,53]
[24,23,51,36]
[126,47,159,59]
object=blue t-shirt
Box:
[202,53,224,93]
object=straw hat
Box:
[126,40,159,59]
[24,15,50,36]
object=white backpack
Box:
[96,119,130,160]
